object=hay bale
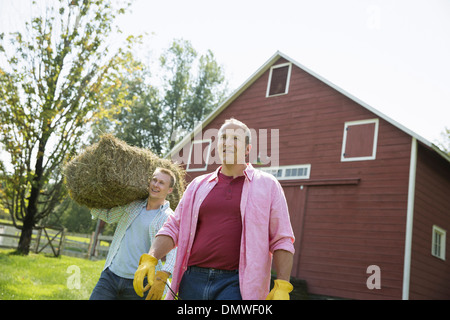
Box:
[64,134,185,210]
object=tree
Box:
[43,196,117,235]
[96,61,166,155]
[159,39,198,150]
[436,127,450,156]
[183,49,227,131]
[0,0,136,255]
[115,82,165,154]
[157,39,228,152]
[93,38,228,156]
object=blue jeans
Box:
[90,268,147,300]
[179,266,242,300]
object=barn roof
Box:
[167,51,450,164]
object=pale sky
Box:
[118,0,450,146]
[1,0,449,146]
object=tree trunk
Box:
[16,139,45,255]
[16,212,35,255]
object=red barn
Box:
[167,52,450,300]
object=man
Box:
[134,118,295,300]
[90,167,177,300]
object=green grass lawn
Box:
[0,249,105,300]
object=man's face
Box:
[217,123,251,165]
[148,171,173,200]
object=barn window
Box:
[432,225,446,261]
[266,63,292,97]
[186,139,212,172]
[259,164,311,180]
[341,119,379,162]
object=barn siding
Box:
[178,57,444,299]
[409,144,450,299]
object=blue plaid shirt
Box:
[91,199,177,275]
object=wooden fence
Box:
[0,221,112,260]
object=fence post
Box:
[57,228,66,257]
[34,228,42,253]
[88,232,94,259]
[59,228,66,253]
[89,219,103,260]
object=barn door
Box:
[282,185,308,277]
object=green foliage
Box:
[43,196,117,235]
[0,0,136,254]
[160,39,227,152]
[42,197,95,233]
[92,38,228,156]
[0,2,227,243]
[184,50,228,130]
[91,57,167,154]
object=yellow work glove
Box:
[133,254,158,297]
[146,271,169,300]
[266,279,293,300]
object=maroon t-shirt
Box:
[188,172,244,270]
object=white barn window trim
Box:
[341,118,379,162]
[186,139,212,172]
[432,225,446,261]
[266,63,292,97]
[259,164,311,180]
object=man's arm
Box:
[90,202,133,224]
[273,249,293,281]
[149,235,175,260]
[266,249,294,300]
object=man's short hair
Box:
[220,118,251,146]
[151,167,176,188]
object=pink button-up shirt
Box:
[157,163,295,300]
